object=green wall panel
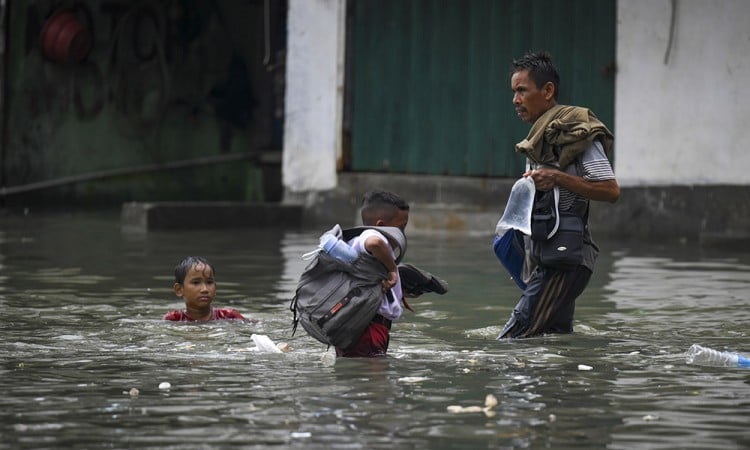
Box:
[350,0,615,177]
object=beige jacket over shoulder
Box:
[515,104,614,169]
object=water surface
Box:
[1,211,749,449]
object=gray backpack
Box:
[290,225,407,349]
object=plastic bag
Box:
[495,177,536,237]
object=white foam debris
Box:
[398,376,430,383]
[251,334,283,354]
[276,342,292,353]
[447,393,499,417]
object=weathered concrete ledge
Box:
[589,185,750,247]
[120,175,750,249]
[283,173,517,231]
[121,201,303,232]
[286,173,750,248]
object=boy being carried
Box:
[292,190,448,357]
[335,190,411,357]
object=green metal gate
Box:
[348,0,615,177]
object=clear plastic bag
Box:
[495,177,536,237]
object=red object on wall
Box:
[39,10,92,64]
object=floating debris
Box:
[577,364,593,371]
[320,347,336,366]
[158,382,171,390]
[398,376,430,383]
[447,393,499,417]
[251,334,283,354]
[447,405,483,414]
[128,388,139,398]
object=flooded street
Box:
[2,210,750,449]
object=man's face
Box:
[511,69,554,123]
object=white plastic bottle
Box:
[319,233,358,263]
[685,344,750,367]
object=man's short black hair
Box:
[360,190,409,225]
[511,51,560,100]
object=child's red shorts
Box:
[335,320,390,358]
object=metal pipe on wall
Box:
[0,151,280,197]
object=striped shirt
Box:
[529,140,615,212]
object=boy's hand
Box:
[382,270,398,291]
[364,235,399,291]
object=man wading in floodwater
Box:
[498,51,620,339]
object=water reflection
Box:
[1,211,750,449]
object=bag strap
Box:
[341,226,407,264]
[572,157,590,223]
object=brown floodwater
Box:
[1,210,749,449]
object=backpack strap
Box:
[341,226,407,264]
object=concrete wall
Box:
[281,1,750,243]
[616,0,750,186]
[282,0,345,194]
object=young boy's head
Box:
[173,256,216,309]
[361,190,410,231]
[174,256,214,284]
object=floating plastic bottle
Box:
[685,344,750,367]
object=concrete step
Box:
[121,201,303,232]
[407,203,500,236]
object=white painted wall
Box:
[616,0,750,186]
[282,0,345,193]
[283,0,750,195]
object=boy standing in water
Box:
[163,256,249,322]
[336,190,410,358]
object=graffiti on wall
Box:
[30,1,254,134]
[7,0,281,187]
